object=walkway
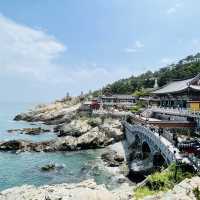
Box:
[123,121,200,171]
[123,121,182,164]
[149,106,200,119]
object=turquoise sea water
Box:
[0,102,56,142]
[0,102,116,191]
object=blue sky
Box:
[0,0,200,102]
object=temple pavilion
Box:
[150,74,200,111]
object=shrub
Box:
[134,186,156,200]
[193,187,200,200]
[87,118,102,127]
[134,163,194,199]
[147,171,173,191]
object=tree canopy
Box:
[92,53,200,96]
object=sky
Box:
[0,0,200,102]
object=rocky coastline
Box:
[1,100,200,199]
[7,127,51,135]
[0,100,134,199]
[0,179,133,200]
[1,174,200,200]
[1,117,124,153]
[1,101,124,153]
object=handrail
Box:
[149,106,200,118]
[123,121,179,163]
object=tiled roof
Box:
[101,94,135,99]
[153,74,200,94]
[190,85,200,91]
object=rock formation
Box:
[0,179,132,200]
[0,118,124,152]
[7,127,50,135]
[14,102,79,125]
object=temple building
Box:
[150,74,200,111]
[100,94,136,109]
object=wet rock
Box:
[101,150,125,167]
[0,140,56,152]
[7,127,50,135]
[3,115,124,153]
[0,140,24,151]
[40,163,65,172]
[0,123,123,153]
[41,163,56,171]
[114,154,125,163]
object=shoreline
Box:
[0,179,133,200]
[0,101,135,199]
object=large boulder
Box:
[100,120,124,142]
[0,140,24,151]
[58,119,92,137]
[101,149,125,167]
[40,163,56,171]
[40,163,65,172]
[56,127,110,151]
[77,127,108,149]
[14,103,80,124]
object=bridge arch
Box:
[153,151,166,167]
[142,141,151,159]
[135,134,141,146]
[124,122,177,165]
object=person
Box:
[173,133,178,147]
[158,128,163,136]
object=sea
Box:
[0,101,118,191]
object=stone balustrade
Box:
[149,106,200,119]
[123,121,181,164]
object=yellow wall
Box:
[189,102,200,111]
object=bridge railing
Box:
[123,121,178,163]
[149,106,200,119]
[162,130,174,144]
[187,155,200,171]
[143,125,177,163]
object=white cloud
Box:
[124,40,144,53]
[0,15,136,97]
[166,3,182,15]
[0,14,67,81]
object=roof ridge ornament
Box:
[189,73,200,86]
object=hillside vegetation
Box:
[93,53,200,96]
[134,164,194,199]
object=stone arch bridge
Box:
[123,121,181,165]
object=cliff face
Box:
[143,176,200,200]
